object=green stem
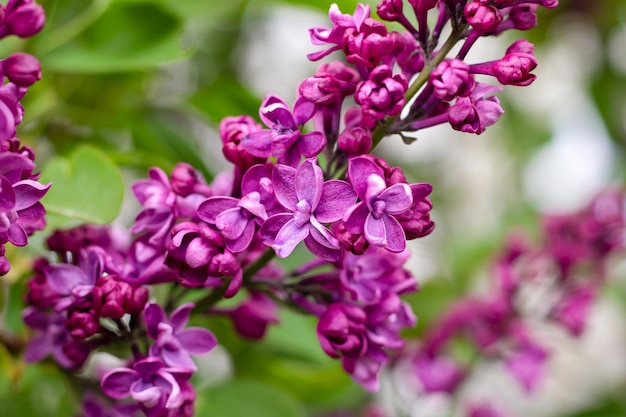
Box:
[371,27,467,149]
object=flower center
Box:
[293,199,312,227]
[372,200,386,219]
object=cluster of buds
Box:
[399,188,625,417]
[20,1,560,415]
[0,0,48,276]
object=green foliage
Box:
[39,145,125,228]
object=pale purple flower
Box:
[144,302,217,371]
[100,357,192,415]
[240,94,326,167]
[44,247,104,311]
[22,307,74,368]
[344,156,429,252]
[448,82,504,134]
[259,159,356,261]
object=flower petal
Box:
[343,201,368,234]
[295,159,324,209]
[101,368,137,399]
[177,327,218,355]
[144,303,168,339]
[316,180,357,223]
[348,156,384,200]
[240,130,272,158]
[378,183,413,214]
[170,303,194,333]
[272,164,298,211]
[215,208,248,240]
[197,197,239,224]
[13,180,51,210]
[382,214,406,252]
[44,264,88,295]
[272,218,309,258]
[298,131,326,158]
[364,214,386,246]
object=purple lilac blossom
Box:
[448,82,504,134]
[0,0,46,39]
[344,155,432,252]
[144,302,217,371]
[259,158,356,261]
[240,94,326,168]
[100,357,192,416]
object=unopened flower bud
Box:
[464,1,502,32]
[3,0,45,38]
[1,52,40,86]
[377,0,404,22]
[338,126,372,155]
[431,59,475,101]
[508,5,538,31]
[67,305,99,339]
[170,162,200,197]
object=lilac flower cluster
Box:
[403,188,625,416]
[20,1,560,415]
[0,0,48,275]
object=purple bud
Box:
[62,339,92,369]
[338,126,372,156]
[2,0,45,38]
[408,0,439,12]
[220,115,265,170]
[430,59,475,101]
[355,65,408,129]
[377,0,404,22]
[492,52,537,86]
[67,305,100,339]
[506,38,535,55]
[508,4,538,31]
[464,1,502,32]
[1,52,41,87]
[170,162,202,197]
[92,275,149,319]
[332,220,370,255]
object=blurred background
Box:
[1,0,626,416]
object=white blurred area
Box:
[233,4,626,417]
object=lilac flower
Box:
[23,307,74,368]
[550,284,595,337]
[470,41,538,87]
[496,4,538,33]
[448,82,504,134]
[0,0,46,39]
[337,126,372,156]
[241,94,326,167]
[166,221,242,295]
[504,326,549,392]
[299,61,359,107]
[220,115,265,170]
[389,32,425,78]
[211,291,279,340]
[1,52,41,87]
[197,164,277,253]
[464,1,503,32]
[100,357,192,415]
[355,65,407,129]
[341,16,395,70]
[260,159,356,261]
[413,353,466,393]
[43,247,104,311]
[92,275,149,320]
[344,156,431,252]
[430,59,475,101]
[144,302,217,371]
[308,3,371,61]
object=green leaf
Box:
[40,2,190,73]
[39,145,125,227]
[195,379,306,417]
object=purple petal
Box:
[295,159,323,209]
[144,303,167,339]
[0,153,34,178]
[272,164,298,211]
[292,96,316,125]
[0,176,16,210]
[348,156,384,200]
[216,208,249,240]
[316,180,357,223]
[197,197,239,224]
[410,183,433,201]
[161,347,195,370]
[185,237,216,269]
[224,268,243,298]
[364,214,386,246]
[225,220,255,253]
[305,233,341,262]
[260,95,295,128]
[343,201,368,234]
[44,264,88,295]
[133,357,165,375]
[297,131,326,158]
[170,302,194,333]
[378,183,413,214]
[259,213,292,243]
[129,382,163,408]
[8,223,27,246]
[240,130,272,158]
[238,192,267,220]
[177,327,218,355]
[272,218,309,257]
[12,180,51,210]
[24,334,52,363]
[383,214,406,252]
[101,368,137,399]
[241,164,272,195]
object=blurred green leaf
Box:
[40,2,190,73]
[39,145,125,227]
[195,379,306,417]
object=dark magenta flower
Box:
[145,303,217,371]
[430,59,475,101]
[241,95,326,167]
[355,65,407,129]
[299,61,359,107]
[448,82,504,134]
[92,275,149,320]
[101,357,192,414]
[1,52,40,87]
[219,115,265,170]
[337,126,372,156]
[212,291,279,340]
[0,0,45,39]
[260,159,356,261]
[464,1,503,32]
